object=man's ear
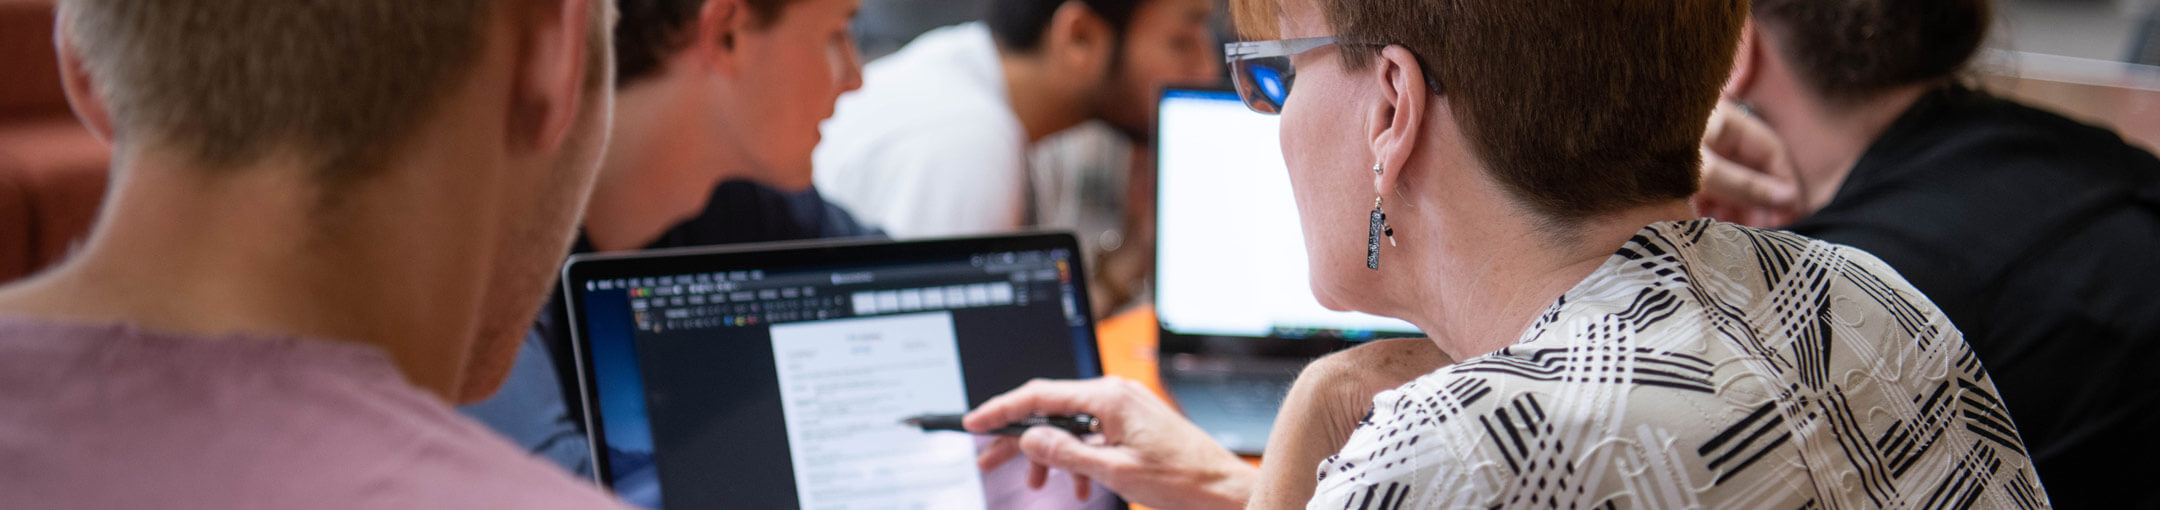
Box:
[1724,20,1760,101]
[696,0,747,71]
[1045,2,1114,81]
[1366,45,1428,195]
[53,18,114,145]
[510,0,596,154]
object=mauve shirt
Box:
[0,318,633,509]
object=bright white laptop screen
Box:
[1155,89,1419,339]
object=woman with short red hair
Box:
[966,0,2052,507]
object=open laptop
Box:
[1153,87,1422,455]
[562,233,1121,509]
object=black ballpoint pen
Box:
[902,413,1100,436]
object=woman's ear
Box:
[54,19,114,145]
[1724,20,1760,101]
[1367,45,1428,195]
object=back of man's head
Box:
[58,1,496,177]
[1752,0,1992,106]
[987,0,1144,52]
[55,0,615,404]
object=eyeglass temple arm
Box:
[1223,36,1340,62]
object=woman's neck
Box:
[1394,197,1697,361]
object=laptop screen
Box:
[1155,88,1419,339]
[564,235,1108,509]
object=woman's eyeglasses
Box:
[1223,36,1341,115]
[1224,37,1444,115]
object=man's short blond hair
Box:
[60,1,496,176]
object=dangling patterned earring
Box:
[1367,196,1398,270]
[1367,166,1397,270]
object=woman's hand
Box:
[965,376,1255,510]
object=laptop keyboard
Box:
[1212,375,1294,415]
[1166,372,1298,455]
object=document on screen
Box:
[770,312,986,510]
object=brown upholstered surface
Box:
[0,119,108,270]
[0,156,32,280]
[0,0,65,119]
[0,0,107,283]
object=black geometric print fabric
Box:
[1309,220,2050,509]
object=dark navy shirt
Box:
[462,181,880,477]
[1785,85,2160,508]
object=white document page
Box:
[770,312,986,510]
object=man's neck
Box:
[999,52,1091,143]
[1754,85,1930,212]
[0,145,503,402]
[585,77,751,252]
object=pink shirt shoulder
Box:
[0,318,633,510]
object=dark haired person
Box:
[462,0,874,477]
[811,0,1218,237]
[0,0,636,507]
[959,0,2053,507]
[1696,1,2160,506]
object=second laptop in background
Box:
[1153,87,1422,455]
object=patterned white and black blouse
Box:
[1309,220,2050,509]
